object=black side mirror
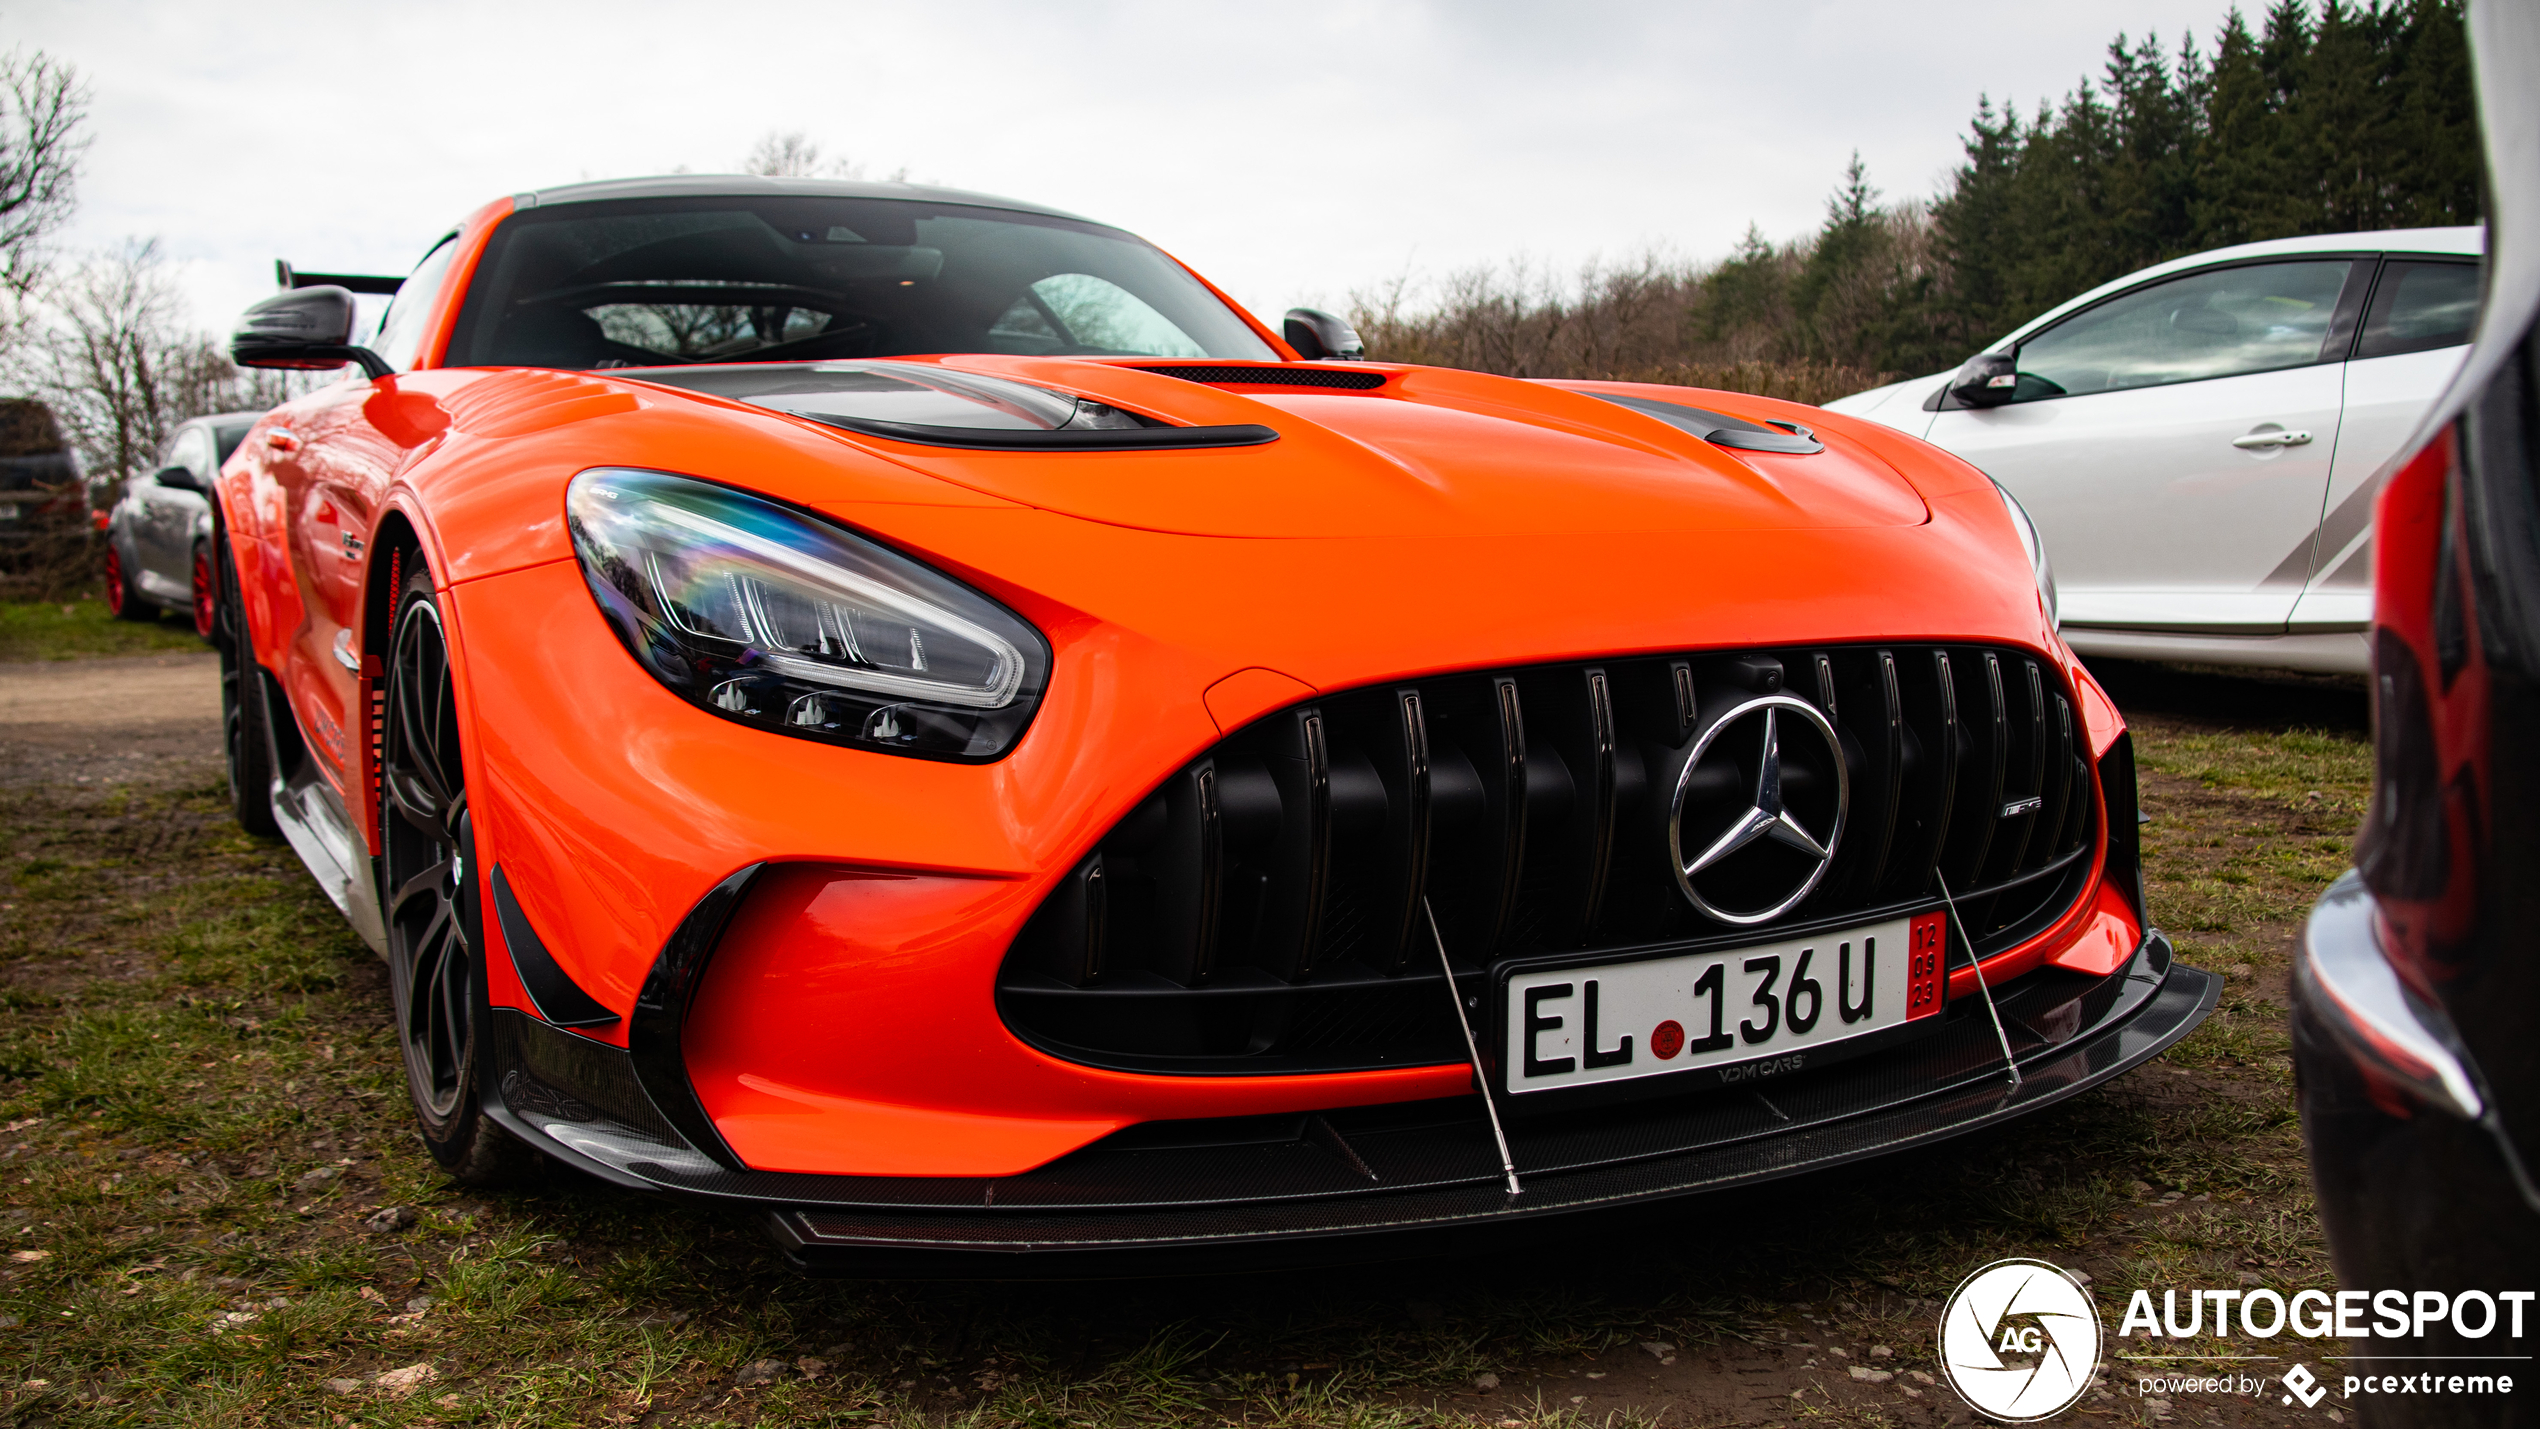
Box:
[1283,308,1365,361]
[152,464,202,493]
[1947,352,2020,408]
[231,285,392,379]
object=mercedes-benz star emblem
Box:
[1667,693,1849,925]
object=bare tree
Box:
[26,239,288,488]
[0,51,89,356]
[745,129,856,179]
[739,128,908,182]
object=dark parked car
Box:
[2293,0,2540,1403]
[0,398,81,536]
[102,411,262,635]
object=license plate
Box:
[1501,911,1946,1094]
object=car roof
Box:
[1989,225,2486,352]
[511,174,1100,226]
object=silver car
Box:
[1824,228,2481,674]
[101,411,263,636]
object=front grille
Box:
[1129,363,1390,390]
[998,643,2101,1074]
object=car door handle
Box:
[266,429,300,452]
[2233,429,2313,449]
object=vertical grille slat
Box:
[1379,689,1433,972]
[1888,649,1960,902]
[1841,648,1905,899]
[1944,650,2009,890]
[2038,693,2077,869]
[2057,708,2094,860]
[1182,764,1224,982]
[1261,710,1335,978]
[1995,661,2050,875]
[1488,677,1530,953]
[1578,669,1619,935]
[1000,641,2106,1074]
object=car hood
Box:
[1818,370,1949,431]
[620,358,1930,539]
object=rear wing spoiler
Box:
[275,260,402,295]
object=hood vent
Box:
[1131,364,1389,391]
[627,360,1278,450]
[1587,392,1824,454]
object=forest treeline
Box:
[1354,0,2479,396]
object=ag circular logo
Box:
[1937,1258,2102,1421]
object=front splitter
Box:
[759,932,2214,1275]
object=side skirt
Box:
[258,664,387,955]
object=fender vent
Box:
[1130,364,1389,391]
[997,642,2102,1075]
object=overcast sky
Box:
[14,0,2238,338]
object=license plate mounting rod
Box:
[1425,897,1522,1196]
[1936,870,2022,1088]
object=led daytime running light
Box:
[566,468,1049,761]
[625,495,1025,708]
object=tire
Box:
[214,530,281,838]
[379,558,534,1185]
[103,541,150,621]
[190,540,218,641]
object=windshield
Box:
[444,195,1276,369]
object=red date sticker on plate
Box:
[1906,910,1946,1020]
[1650,1019,1685,1059]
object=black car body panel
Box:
[2291,0,2540,1404]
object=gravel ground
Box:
[0,653,222,789]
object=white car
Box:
[1824,228,2481,674]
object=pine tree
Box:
[1928,98,2026,346]
[2387,0,2479,225]
[1884,0,2475,374]
[1793,154,1885,360]
[2195,8,2277,245]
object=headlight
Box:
[1994,480,2058,627]
[566,468,1051,761]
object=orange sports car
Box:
[215,176,2215,1271]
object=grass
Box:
[0,662,2369,1426]
[0,595,207,663]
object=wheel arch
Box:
[364,509,429,670]
[208,475,276,666]
[362,508,433,855]
[363,501,532,1023]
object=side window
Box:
[211,422,254,468]
[2013,260,2355,400]
[165,427,213,481]
[371,236,462,372]
[2356,259,2481,359]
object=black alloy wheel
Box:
[380,560,531,1184]
[213,526,280,838]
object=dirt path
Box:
[0,652,223,787]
